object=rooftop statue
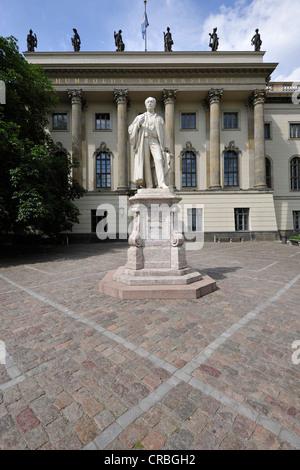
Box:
[164,27,173,52]
[128,97,171,189]
[114,30,125,52]
[209,27,219,52]
[251,29,262,52]
[71,28,81,52]
[27,29,37,52]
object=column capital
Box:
[68,89,83,105]
[251,89,266,106]
[162,89,177,105]
[114,89,129,106]
[207,88,223,105]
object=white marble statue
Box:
[128,97,170,189]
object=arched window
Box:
[95,143,113,189]
[182,151,197,187]
[265,156,272,189]
[223,141,240,188]
[224,151,239,187]
[96,153,111,188]
[291,156,300,191]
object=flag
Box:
[141,12,149,39]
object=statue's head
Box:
[145,97,156,110]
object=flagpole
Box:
[144,0,147,52]
[141,0,148,52]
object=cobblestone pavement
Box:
[0,241,299,450]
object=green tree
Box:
[0,36,85,237]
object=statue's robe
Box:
[128,112,171,187]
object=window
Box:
[290,123,300,139]
[96,152,111,188]
[95,113,111,130]
[181,113,196,130]
[52,113,67,131]
[224,151,239,187]
[182,151,197,187]
[91,209,108,233]
[265,123,271,139]
[291,157,300,191]
[223,112,238,129]
[235,208,249,231]
[293,211,300,230]
[187,208,203,232]
[265,157,272,189]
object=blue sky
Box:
[1,0,299,81]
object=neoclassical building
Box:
[24,50,300,241]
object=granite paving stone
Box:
[0,241,299,450]
[141,429,167,450]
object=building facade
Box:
[24,50,300,241]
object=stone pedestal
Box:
[99,188,216,299]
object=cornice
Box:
[179,141,199,158]
[24,50,277,78]
[42,65,278,77]
[24,50,267,58]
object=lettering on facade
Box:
[53,77,235,86]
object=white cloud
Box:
[59,34,71,52]
[120,0,300,80]
[200,0,300,80]
[275,68,300,83]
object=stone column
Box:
[163,89,177,187]
[246,100,255,189]
[68,89,83,185]
[252,89,267,188]
[202,99,210,189]
[114,89,129,191]
[207,89,223,189]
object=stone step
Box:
[100,270,217,300]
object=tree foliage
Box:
[0,36,85,237]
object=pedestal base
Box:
[113,266,202,285]
[99,269,217,300]
[99,187,217,300]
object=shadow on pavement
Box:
[200,266,242,280]
[0,242,129,268]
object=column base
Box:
[254,184,268,190]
